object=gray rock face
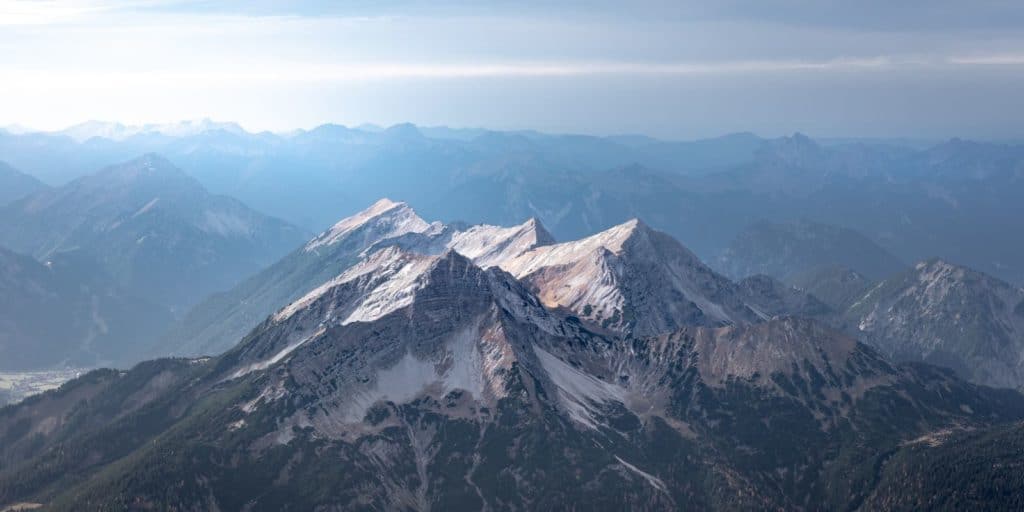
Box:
[212,245,906,450]
[846,258,1024,388]
[213,246,991,468]
[221,249,563,435]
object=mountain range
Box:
[2,230,1023,509]
[161,199,553,358]
[1,189,1024,508]
[3,124,1023,290]
[163,199,819,359]
[2,122,1024,508]
[57,119,247,142]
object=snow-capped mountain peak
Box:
[304,198,432,252]
[225,246,560,429]
[447,216,555,268]
[498,218,759,335]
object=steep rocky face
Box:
[846,259,1024,389]
[0,154,305,311]
[499,219,762,335]
[302,198,437,252]
[220,249,860,445]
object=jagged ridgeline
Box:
[3,199,1024,510]
[164,198,823,361]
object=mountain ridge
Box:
[162,199,556,358]
[0,154,305,313]
[844,258,1024,389]
[499,217,764,335]
[3,244,1023,509]
[0,161,46,206]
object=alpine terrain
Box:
[3,203,1024,510]
[843,259,1024,389]
[164,199,821,358]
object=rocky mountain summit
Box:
[844,259,1024,389]
[498,218,765,335]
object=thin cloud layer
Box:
[1,0,1023,138]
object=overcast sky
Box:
[2,0,1023,139]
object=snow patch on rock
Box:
[447,218,554,268]
[340,322,512,423]
[615,455,668,492]
[534,346,625,429]
[230,327,325,380]
[275,247,434,322]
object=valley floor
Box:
[0,369,88,406]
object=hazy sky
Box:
[2,0,1024,139]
